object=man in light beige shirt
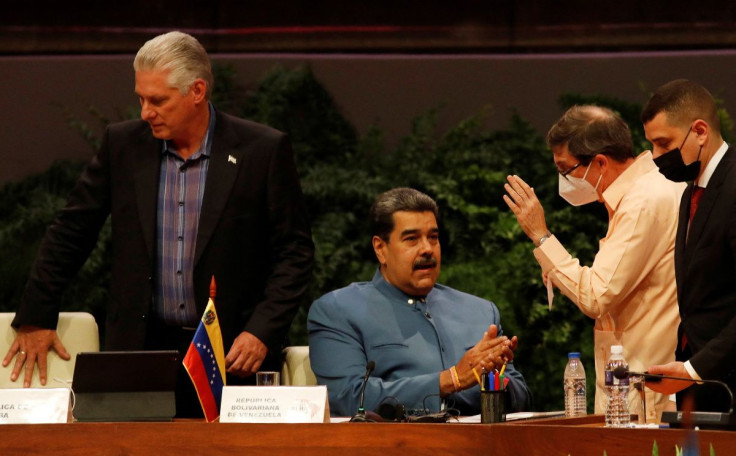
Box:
[503,105,684,421]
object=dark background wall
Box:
[3,2,736,412]
[3,49,736,184]
[3,1,736,54]
[4,2,736,184]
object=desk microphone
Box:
[613,366,734,404]
[350,361,375,423]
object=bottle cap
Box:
[568,352,581,358]
[610,345,623,354]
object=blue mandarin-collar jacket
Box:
[308,270,532,416]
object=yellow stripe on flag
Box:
[203,298,227,382]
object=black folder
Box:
[662,411,736,430]
[72,350,180,422]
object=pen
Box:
[499,362,507,377]
[472,367,483,390]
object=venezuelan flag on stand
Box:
[183,278,226,422]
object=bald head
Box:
[547,105,634,164]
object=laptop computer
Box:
[72,350,180,422]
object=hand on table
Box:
[2,326,70,387]
[225,331,268,377]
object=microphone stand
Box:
[350,361,375,423]
[631,376,647,424]
[617,368,736,429]
[622,370,734,415]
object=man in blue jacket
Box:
[308,187,531,417]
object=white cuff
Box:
[683,360,702,381]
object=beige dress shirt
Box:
[534,152,685,421]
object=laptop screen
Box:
[72,350,180,393]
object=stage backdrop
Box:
[2,50,736,184]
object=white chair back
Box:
[281,345,317,386]
[0,312,99,388]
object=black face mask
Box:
[653,126,702,182]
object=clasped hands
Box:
[442,324,517,395]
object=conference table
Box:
[2,415,735,455]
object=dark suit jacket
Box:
[675,146,736,408]
[13,110,314,358]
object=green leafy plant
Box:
[3,64,730,412]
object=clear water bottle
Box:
[604,345,630,427]
[564,352,586,417]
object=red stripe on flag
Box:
[183,344,219,422]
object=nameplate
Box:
[220,386,329,423]
[0,388,70,424]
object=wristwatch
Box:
[537,232,552,247]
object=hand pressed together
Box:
[440,324,518,395]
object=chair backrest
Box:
[281,345,317,386]
[0,312,99,388]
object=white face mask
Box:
[558,162,602,206]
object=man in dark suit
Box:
[2,31,314,416]
[642,79,736,412]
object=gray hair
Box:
[370,188,439,242]
[133,31,213,100]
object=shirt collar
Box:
[601,151,657,213]
[697,141,728,188]
[371,269,431,306]
[161,102,217,159]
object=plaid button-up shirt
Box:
[154,104,216,326]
